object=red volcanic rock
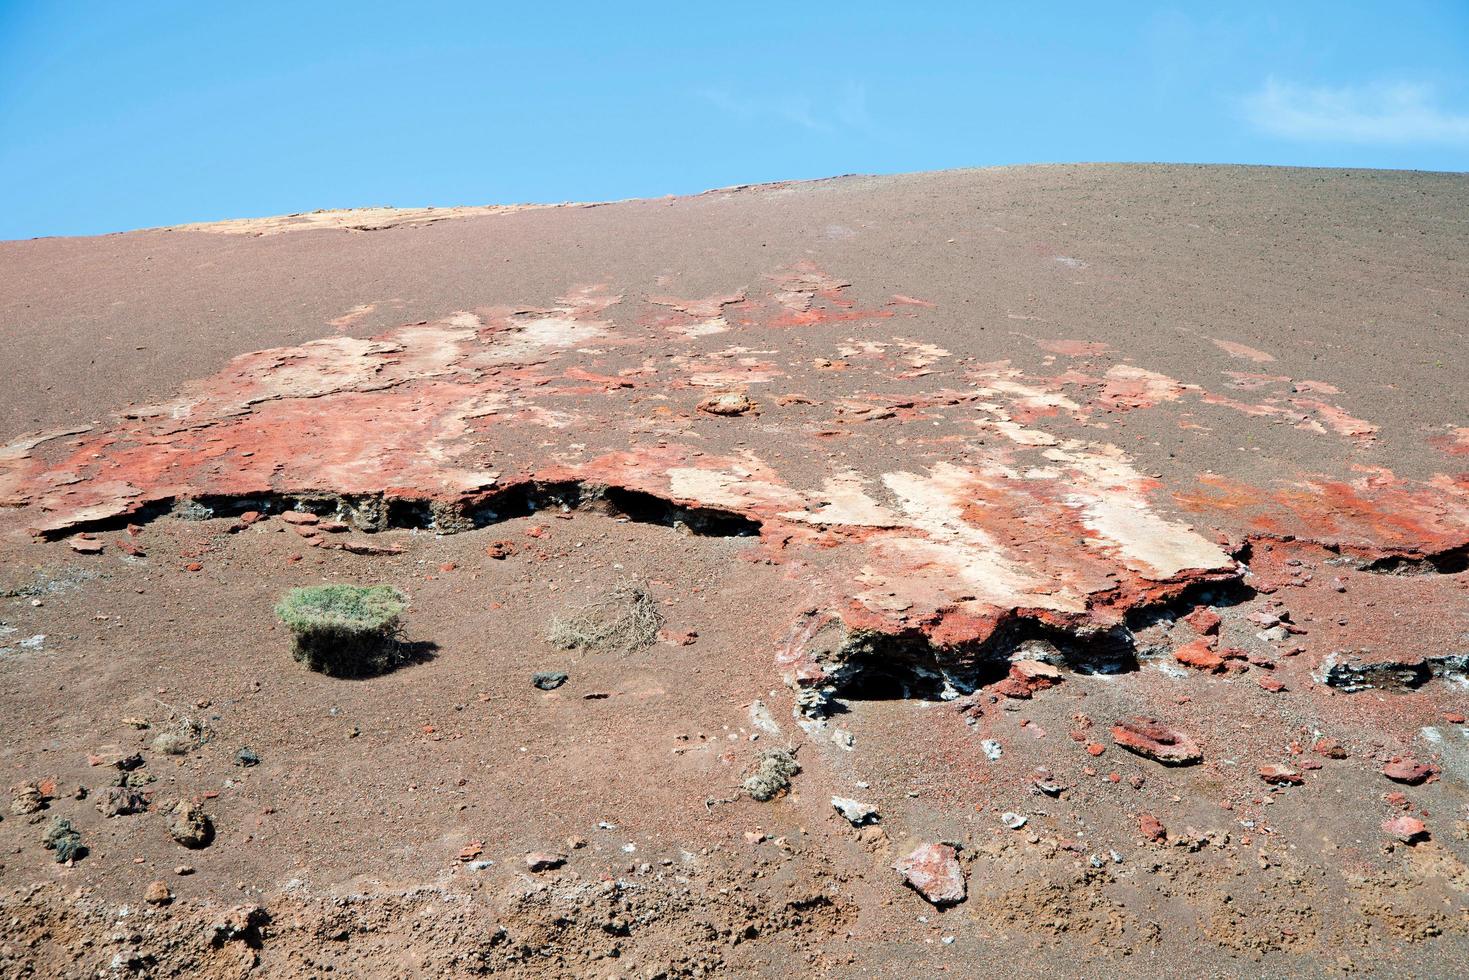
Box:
[1137,813,1166,842]
[893,843,966,906]
[990,678,1032,700]
[1256,675,1287,693]
[1110,717,1202,765]
[1174,639,1224,672]
[1182,608,1221,635]
[68,535,104,554]
[996,659,1063,700]
[1382,760,1434,785]
[1313,739,1348,760]
[1381,816,1427,843]
[1258,764,1303,785]
[281,511,319,526]
[1011,659,1062,687]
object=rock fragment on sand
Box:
[1382,759,1434,785]
[41,817,85,863]
[1182,607,1221,635]
[1173,638,1225,672]
[1137,813,1166,842]
[894,843,966,906]
[1110,716,1202,765]
[98,785,149,817]
[10,782,45,815]
[697,392,755,416]
[831,796,879,826]
[1258,764,1304,785]
[1381,815,1427,843]
[532,671,568,691]
[524,851,566,872]
[166,799,213,848]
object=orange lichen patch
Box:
[1289,398,1378,443]
[644,290,746,339]
[764,261,896,328]
[1222,372,1292,390]
[1174,473,1469,559]
[1211,338,1276,363]
[1198,392,1284,417]
[1429,426,1469,457]
[328,303,378,332]
[1095,365,1190,411]
[1036,339,1110,357]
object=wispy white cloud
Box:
[1243,78,1469,146]
[696,82,878,137]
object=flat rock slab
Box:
[1111,716,1202,765]
[894,843,965,906]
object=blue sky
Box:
[1,2,1467,239]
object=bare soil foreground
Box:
[0,164,1466,978]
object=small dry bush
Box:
[547,580,663,654]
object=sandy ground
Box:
[0,164,1466,978]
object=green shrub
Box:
[275,584,407,678]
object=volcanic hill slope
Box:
[0,164,1466,977]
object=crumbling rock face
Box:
[1315,650,1469,692]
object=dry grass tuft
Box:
[547,580,663,654]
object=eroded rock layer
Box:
[4,260,1464,686]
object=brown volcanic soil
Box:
[0,164,1467,978]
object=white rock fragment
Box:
[748,699,781,735]
[830,796,880,826]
